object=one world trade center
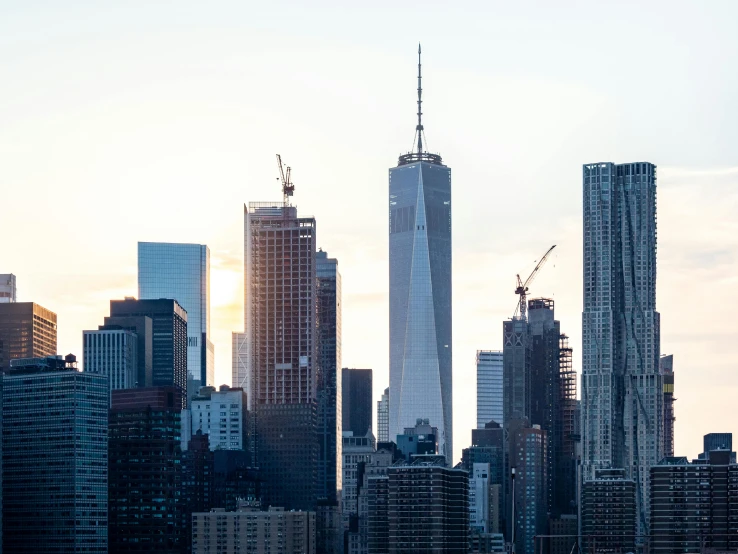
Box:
[389,45,452,463]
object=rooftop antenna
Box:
[415,43,424,154]
[275,154,294,206]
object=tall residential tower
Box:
[389,45,453,463]
[581,161,662,533]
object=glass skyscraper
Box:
[138,242,213,392]
[476,350,503,428]
[389,46,453,463]
[581,161,661,534]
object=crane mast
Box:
[514,244,557,320]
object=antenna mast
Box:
[416,43,423,154]
[275,154,294,206]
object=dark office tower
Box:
[396,418,439,462]
[704,432,733,454]
[342,367,373,436]
[138,242,214,392]
[650,450,738,554]
[317,250,342,509]
[581,469,636,553]
[503,317,529,426]
[99,315,153,387]
[181,432,212,554]
[507,421,547,554]
[108,387,183,553]
[3,355,108,554]
[238,199,319,511]
[109,298,187,406]
[0,302,56,369]
[386,456,468,553]
[660,354,675,456]
[389,46,453,464]
[581,162,662,534]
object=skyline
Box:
[2,1,738,464]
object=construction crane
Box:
[514,244,557,320]
[275,154,295,205]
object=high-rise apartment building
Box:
[386,457,468,553]
[108,387,183,553]
[317,250,342,504]
[0,302,56,369]
[581,161,662,533]
[236,200,319,511]
[342,431,377,535]
[3,355,108,554]
[109,298,188,406]
[661,354,675,457]
[389,47,453,463]
[650,450,738,554]
[182,385,248,451]
[502,317,529,424]
[342,368,372,436]
[138,242,213,392]
[581,469,637,553]
[192,504,316,554]
[83,328,138,393]
[0,274,16,302]
[377,387,389,442]
[477,350,503,428]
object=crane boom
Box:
[275,154,295,206]
[514,244,556,320]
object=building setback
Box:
[342,367,372,436]
[476,350,503,429]
[192,505,315,554]
[109,298,188,406]
[389,47,453,464]
[138,242,214,394]
[0,302,56,369]
[108,387,183,553]
[3,355,108,554]
[581,162,662,534]
[317,250,342,509]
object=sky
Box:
[2,1,737,464]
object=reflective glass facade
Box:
[388,160,452,463]
[138,242,213,390]
[476,350,503,428]
[0,302,57,369]
[3,361,108,553]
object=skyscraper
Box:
[389,45,453,463]
[138,242,213,392]
[109,298,188,406]
[0,274,16,303]
[661,354,675,457]
[342,368,372,436]
[581,161,662,533]
[377,387,389,443]
[3,355,108,554]
[83,327,138,393]
[317,250,342,504]
[0,302,56,369]
[476,350,503,428]
[108,387,183,553]
[238,199,319,510]
[95,313,153,387]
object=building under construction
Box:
[238,160,320,511]
[660,354,675,457]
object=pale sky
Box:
[2,1,737,464]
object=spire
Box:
[416,43,423,154]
